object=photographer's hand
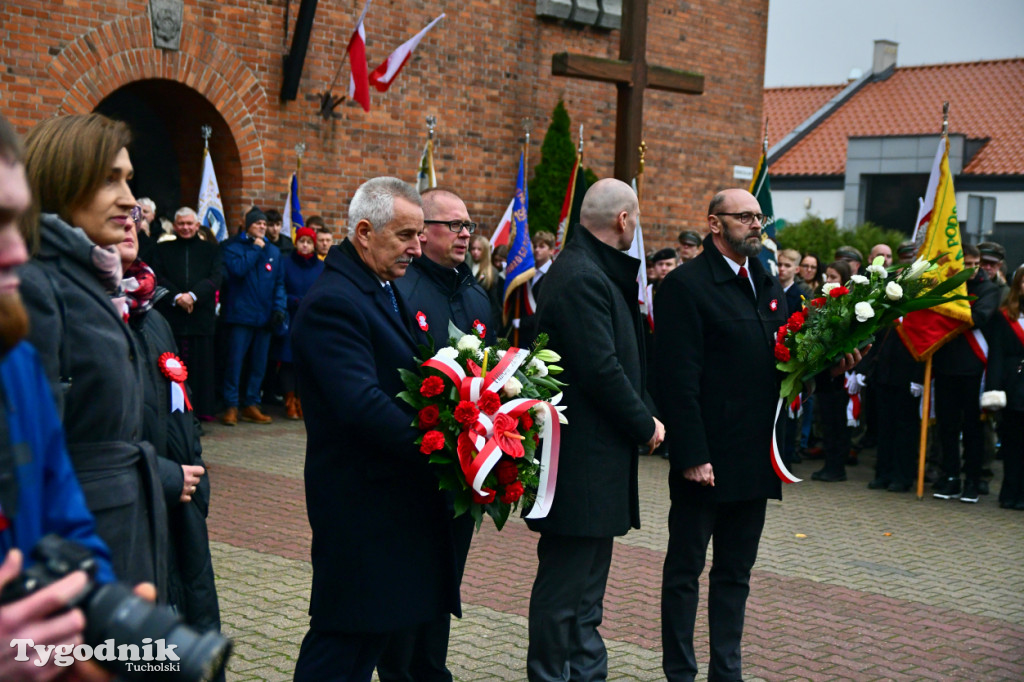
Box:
[0,549,87,682]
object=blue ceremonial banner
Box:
[283,173,305,242]
[198,148,227,241]
[502,152,535,324]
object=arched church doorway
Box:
[95,79,242,231]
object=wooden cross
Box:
[551,0,705,182]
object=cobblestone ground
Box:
[200,411,1024,681]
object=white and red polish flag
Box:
[347,0,372,112]
[489,198,515,250]
[369,14,445,92]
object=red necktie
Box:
[738,266,748,280]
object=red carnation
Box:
[495,459,519,485]
[774,343,791,362]
[829,286,849,298]
[417,405,440,429]
[473,489,496,504]
[453,400,480,426]
[501,481,525,504]
[776,325,789,344]
[478,390,501,415]
[787,311,805,332]
[519,411,534,430]
[420,430,446,454]
[420,376,444,398]
[810,297,827,308]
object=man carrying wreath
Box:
[292,177,459,682]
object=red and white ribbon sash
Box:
[965,328,989,366]
[1003,310,1024,350]
[787,394,802,419]
[422,346,562,518]
[770,398,801,484]
[845,372,866,427]
[158,352,192,413]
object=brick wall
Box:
[0,0,768,247]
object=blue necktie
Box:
[384,282,399,313]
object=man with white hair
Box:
[293,177,460,682]
[136,196,158,261]
[151,206,223,420]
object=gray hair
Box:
[138,197,156,213]
[174,206,198,221]
[348,177,421,233]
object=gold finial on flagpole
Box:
[201,125,212,151]
[941,101,949,137]
[426,115,436,141]
[523,118,533,166]
[578,124,584,155]
[295,142,306,173]
[763,117,769,154]
[636,141,647,204]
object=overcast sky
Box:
[764,0,1024,87]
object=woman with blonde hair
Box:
[19,113,167,594]
[471,233,503,327]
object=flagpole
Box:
[295,142,306,175]
[636,141,647,205]
[915,102,949,500]
[916,357,933,499]
[514,119,532,349]
[201,125,211,151]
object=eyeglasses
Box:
[130,206,142,224]
[424,219,477,234]
[715,212,765,226]
[799,264,816,270]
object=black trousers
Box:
[934,373,984,481]
[874,384,920,486]
[662,479,766,682]
[377,513,474,682]
[999,409,1024,505]
[817,389,851,476]
[294,629,389,682]
[527,534,614,682]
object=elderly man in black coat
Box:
[655,189,862,681]
[525,178,664,682]
[381,188,495,682]
[292,177,460,682]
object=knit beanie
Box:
[245,206,267,229]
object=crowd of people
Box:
[0,109,1021,682]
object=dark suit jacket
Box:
[395,256,497,346]
[987,309,1024,411]
[151,236,222,337]
[293,239,459,634]
[933,272,1001,376]
[524,226,653,538]
[654,235,785,503]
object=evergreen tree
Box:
[528,100,577,236]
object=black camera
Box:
[0,534,232,681]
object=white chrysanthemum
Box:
[849,274,869,285]
[854,301,875,323]
[501,376,523,398]
[885,281,903,301]
[457,334,482,351]
[866,263,887,278]
[436,346,459,360]
[822,282,839,294]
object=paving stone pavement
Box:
[200,412,1024,681]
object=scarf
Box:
[122,260,157,320]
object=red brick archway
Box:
[47,12,267,206]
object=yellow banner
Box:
[917,138,973,325]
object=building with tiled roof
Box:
[764,41,1024,270]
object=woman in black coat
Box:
[986,265,1024,509]
[19,114,167,595]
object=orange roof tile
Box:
[764,59,1024,176]
[761,84,845,149]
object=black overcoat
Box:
[394,256,497,346]
[293,239,459,634]
[524,226,654,538]
[654,235,785,503]
[150,236,223,337]
[19,214,168,595]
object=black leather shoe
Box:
[867,478,890,490]
[811,469,847,482]
[887,482,912,492]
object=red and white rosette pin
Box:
[158,352,193,413]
